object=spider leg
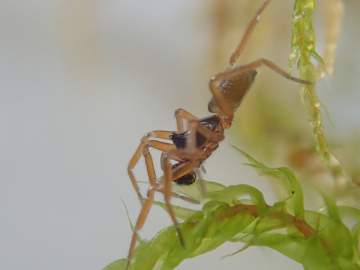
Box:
[161,150,201,248]
[174,108,198,133]
[126,153,200,270]
[230,0,272,65]
[157,188,199,204]
[128,131,175,204]
[214,58,313,85]
[125,186,156,270]
[127,155,199,270]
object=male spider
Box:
[125,0,312,268]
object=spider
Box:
[125,0,312,268]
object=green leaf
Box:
[153,201,200,220]
[235,147,305,219]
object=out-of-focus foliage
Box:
[104,150,360,270]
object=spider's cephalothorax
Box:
[169,115,223,187]
[169,115,221,149]
[125,0,313,268]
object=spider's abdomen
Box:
[208,69,257,114]
[169,115,220,149]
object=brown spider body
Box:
[168,70,258,189]
[125,1,313,269]
[169,115,224,186]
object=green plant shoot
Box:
[289,0,330,166]
[104,150,360,270]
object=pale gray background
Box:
[1,1,359,270]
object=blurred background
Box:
[1,0,359,269]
